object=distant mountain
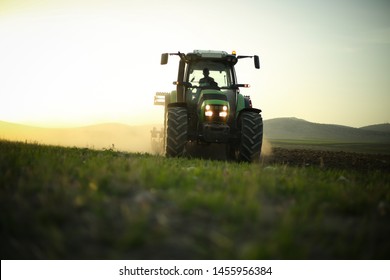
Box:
[359,123,390,133]
[263,117,390,143]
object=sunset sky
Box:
[1,0,389,128]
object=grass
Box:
[1,140,389,259]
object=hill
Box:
[263,117,390,143]
[359,123,390,133]
[1,118,390,154]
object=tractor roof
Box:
[185,50,238,64]
[192,50,229,58]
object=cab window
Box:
[187,61,233,88]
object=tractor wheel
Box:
[165,107,188,157]
[238,111,263,162]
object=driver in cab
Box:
[199,68,218,88]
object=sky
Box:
[0,0,389,128]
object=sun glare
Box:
[0,6,181,127]
[1,1,389,128]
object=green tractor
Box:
[154,50,263,162]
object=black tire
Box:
[238,111,263,162]
[165,107,188,157]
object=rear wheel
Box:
[238,111,263,162]
[165,107,188,157]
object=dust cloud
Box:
[261,138,273,157]
[0,122,156,153]
[1,121,272,157]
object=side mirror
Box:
[254,55,260,69]
[161,53,168,65]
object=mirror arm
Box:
[230,84,250,89]
[173,81,192,87]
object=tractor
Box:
[154,50,263,162]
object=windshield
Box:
[187,61,233,88]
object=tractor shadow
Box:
[184,142,228,161]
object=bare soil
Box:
[262,147,390,173]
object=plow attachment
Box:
[154,92,169,106]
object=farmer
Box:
[199,68,218,88]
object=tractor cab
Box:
[185,60,234,106]
[183,58,237,139]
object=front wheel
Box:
[238,111,263,162]
[165,107,188,157]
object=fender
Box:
[236,107,262,124]
[238,107,262,116]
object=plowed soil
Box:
[262,147,390,173]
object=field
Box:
[269,139,390,155]
[1,140,389,259]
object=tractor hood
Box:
[198,89,230,123]
[199,89,228,103]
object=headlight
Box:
[219,111,228,117]
[205,111,213,117]
[204,104,228,119]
